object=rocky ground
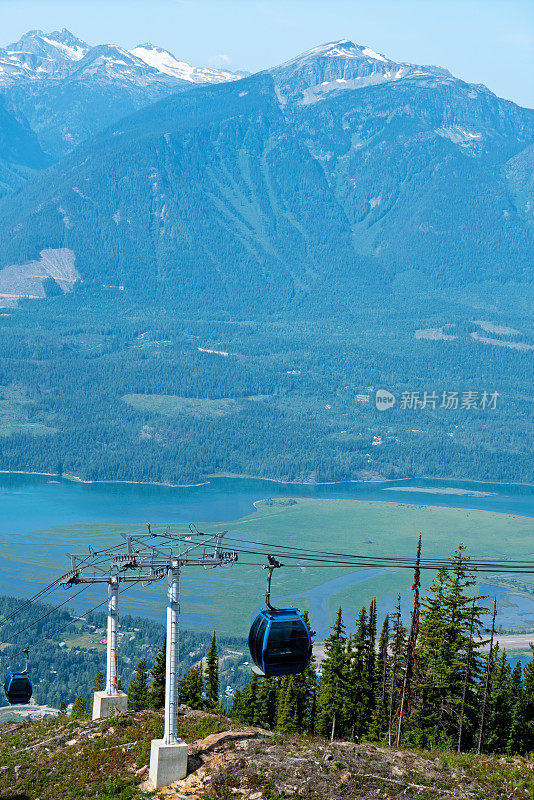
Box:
[1,707,533,799]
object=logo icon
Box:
[375,389,396,411]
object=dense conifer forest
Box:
[0,290,532,484]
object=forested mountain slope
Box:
[0,95,49,196]
[0,41,532,312]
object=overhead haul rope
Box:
[2,584,93,645]
[3,581,139,652]
[225,534,534,567]
[0,540,139,625]
[4,527,534,647]
[207,543,534,574]
[149,529,534,572]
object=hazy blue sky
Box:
[2,0,533,107]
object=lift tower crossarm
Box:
[59,555,165,696]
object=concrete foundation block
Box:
[149,738,188,789]
[92,691,128,721]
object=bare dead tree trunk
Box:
[388,595,402,747]
[457,598,476,754]
[330,712,336,742]
[396,534,422,747]
[477,598,497,754]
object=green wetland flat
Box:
[1,474,533,637]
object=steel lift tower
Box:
[59,550,165,720]
[111,528,238,789]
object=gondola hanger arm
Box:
[263,555,283,611]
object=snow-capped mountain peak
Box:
[130,43,240,84]
[278,40,391,68]
[271,38,454,104]
[7,28,89,62]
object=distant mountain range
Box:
[0,29,243,157]
[0,32,532,486]
[0,29,242,86]
[0,35,531,310]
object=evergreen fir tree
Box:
[411,546,487,749]
[520,645,534,753]
[128,658,150,711]
[179,663,204,709]
[92,670,105,693]
[387,596,406,746]
[277,610,318,735]
[366,599,378,698]
[231,675,258,724]
[71,695,88,719]
[444,546,488,751]
[507,660,525,754]
[486,646,513,754]
[506,649,534,756]
[150,634,166,710]
[58,701,67,715]
[205,632,220,711]
[277,676,300,733]
[368,614,390,742]
[255,678,278,729]
[346,607,370,741]
[317,607,348,739]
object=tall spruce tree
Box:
[179,663,204,709]
[368,614,390,742]
[150,634,166,710]
[486,646,514,754]
[396,535,421,747]
[276,676,300,733]
[71,695,88,719]
[520,647,534,752]
[346,607,370,741]
[128,658,150,711]
[255,678,279,729]
[231,675,258,724]
[205,632,220,711]
[411,546,487,749]
[277,610,317,734]
[366,599,378,697]
[387,596,406,746]
[93,670,105,693]
[507,660,525,754]
[317,607,348,739]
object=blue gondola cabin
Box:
[248,607,312,678]
[4,671,32,705]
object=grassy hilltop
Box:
[1,708,533,799]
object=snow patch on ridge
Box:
[435,126,482,147]
[300,69,411,103]
[130,43,240,83]
[362,47,387,62]
[40,36,86,61]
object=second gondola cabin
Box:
[4,670,32,705]
[4,647,32,705]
